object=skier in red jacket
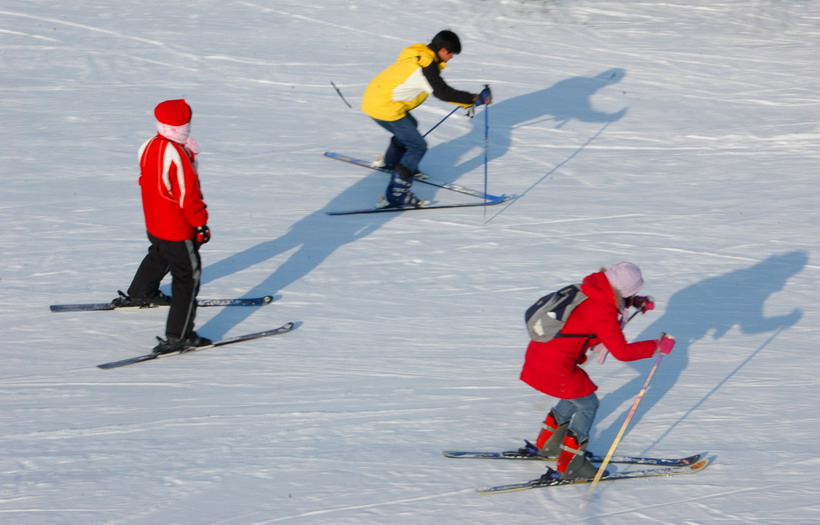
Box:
[520,262,676,479]
[114,99,212,354]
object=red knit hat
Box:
[154,99,192,126]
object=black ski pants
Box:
[127,233,202,340]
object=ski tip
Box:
[689,457,711,472]
[681,452,705,465]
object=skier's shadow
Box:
[193,173,391,339]
[192,70,629,338]
[424,68,628,181]
[593,251,807,449]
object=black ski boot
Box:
[152,331,212,355]
[112,290,170,308]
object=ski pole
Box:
[422,106,460,138]
[330,81,352,108]
[583,335,666,505]
[483,85,489,205]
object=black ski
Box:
[324,151,504,200]
[327,194,510,216]
[97,322,297,369]
[443,446,703,467]
[51,295,275,313]
[477,458,711,494]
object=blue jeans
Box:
[552,393,599,442]
[373,113,427,174]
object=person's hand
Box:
[657,333,676,355]
[629,295,655,313]
[474,85,493,106]
[196,225,211,244]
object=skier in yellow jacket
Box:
[361,30,492,208]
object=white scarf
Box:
[593,304,628,364]
[156,122,200,154]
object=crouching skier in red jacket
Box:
[114,99,212,354]
[519,262,676,480]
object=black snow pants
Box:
[127,232,202,340]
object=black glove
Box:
[474,85,493,106]
[195,225,211,244]
[627,295,655,313]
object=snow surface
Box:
[2,0,819,523]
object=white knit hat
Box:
[604,262,644,297]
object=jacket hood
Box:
[580,271,618,306]
[399,43,446,70]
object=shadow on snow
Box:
[594,250,807,453]
[196,70,629,339]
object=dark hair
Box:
[429,30,461,54]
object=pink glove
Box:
[657,334,676,355]
[630,295,655,313]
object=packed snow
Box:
[2,0,819,523]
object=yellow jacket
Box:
[362,44,473,122]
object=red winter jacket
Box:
[137,136,208,241]
[520,271,657,399]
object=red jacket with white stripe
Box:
[519,271,658,399]
[137,136,208,241]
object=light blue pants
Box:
[552,393,599,442]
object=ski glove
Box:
[196,225,211,244]
[657,334,676,355]
[628,295,655,313]
[474,85,493,107]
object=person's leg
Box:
[161,239,201,341]
[374,115,428,207]
[125,235,170,304]
[565,393,599,442]
[534,407,569,457]
[383,136,407,171]
[375,113,426,173]
[552,399,577,427]
[556,393,600,479]
[385,165,422,207]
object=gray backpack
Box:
[524,284,594,342]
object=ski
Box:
[327,194,510,216]
[97,322,297,369]
[477,458,710,494]
[324,151,504,200]
[51,295,275,313]
[443,447,702,467]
